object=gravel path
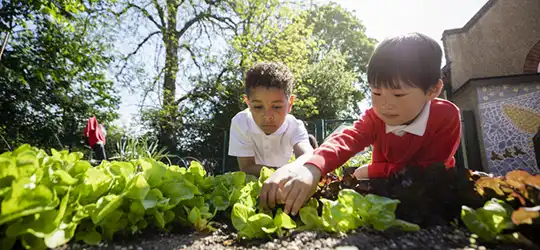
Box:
[59,225,526,250]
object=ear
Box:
[287,94,296,113]
[427,79,443,100]
[243,95,250,107]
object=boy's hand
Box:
[259,163,321,215]
[353,164,369,179]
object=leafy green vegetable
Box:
[0,145,420,248]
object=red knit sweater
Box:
[306,99,462,178]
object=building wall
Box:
[452,85,487,170]
[476,82,540,175]
[443,0,540,91]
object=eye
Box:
[372,92,381,96]
[253,106,263,110]
[273,106,283,110]
[394,93,408,97]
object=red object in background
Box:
[84,116,106,148]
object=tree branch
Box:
[176,11,209,37]
[115,2,163,30]
[151,0,166,29]
[115,30,161,79]
[180,44,202,73]
[207,14,236,30]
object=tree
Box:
[0,3,120,153]
[296,49,359,120]
[112,0,238,153]
[307,2,377,83]
[302,2,377,119]
[169,0,315,171]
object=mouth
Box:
[382,114,399,119]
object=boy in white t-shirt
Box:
[228,62,314,177]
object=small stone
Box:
[266,242,276,249]
[121,247,127,250]
[287,246,299,250]
[335,246,359,250]
[478,246,487,250]
[128,246,134,250]
[137,247,143,250]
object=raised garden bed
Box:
[58,224,521,250]
[1,145,539,250]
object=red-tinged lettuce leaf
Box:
[512,206,540,225]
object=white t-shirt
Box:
[228,108,309,167]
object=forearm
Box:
[293,151,314,165]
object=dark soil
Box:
[58,224,526,250]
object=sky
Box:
[112,0,490,128]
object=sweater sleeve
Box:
[306,109,377,176]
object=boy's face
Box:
[371,80,443,126]
[244,87,294,135]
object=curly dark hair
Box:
[244,62,294,97]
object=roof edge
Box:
[451,73,540,98]
[442,0,499,37]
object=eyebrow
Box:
[250,100,285,103]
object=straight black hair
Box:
[367,32,442,92]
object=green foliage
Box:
[0,145,417,248]
[295,50,362,119]
[0,1,120,153]
[460,170,540,248]
[109,136,177,164]
[307,2,377,82]
[0,0,94,32]
[170,1,376,166]
[230,167,419,239]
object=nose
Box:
[380,97,395,110]
[263,110,274,121]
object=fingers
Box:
[282,180,299,215]
[290,185,310,215]
[266,182,278,208]
[259,181,272,209]
[260,176,290,209]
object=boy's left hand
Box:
[259,162,321,215]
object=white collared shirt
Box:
[385,101,431,137]
[228,109,309,167]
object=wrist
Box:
[304,163,322,181]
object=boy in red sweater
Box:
[260,32,462,215]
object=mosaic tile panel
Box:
[477,82,540,176]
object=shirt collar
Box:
[385,101,431,136]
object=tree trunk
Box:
[160,0,179,153]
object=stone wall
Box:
[443,0,540,91]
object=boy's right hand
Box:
[259,163,321,215]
